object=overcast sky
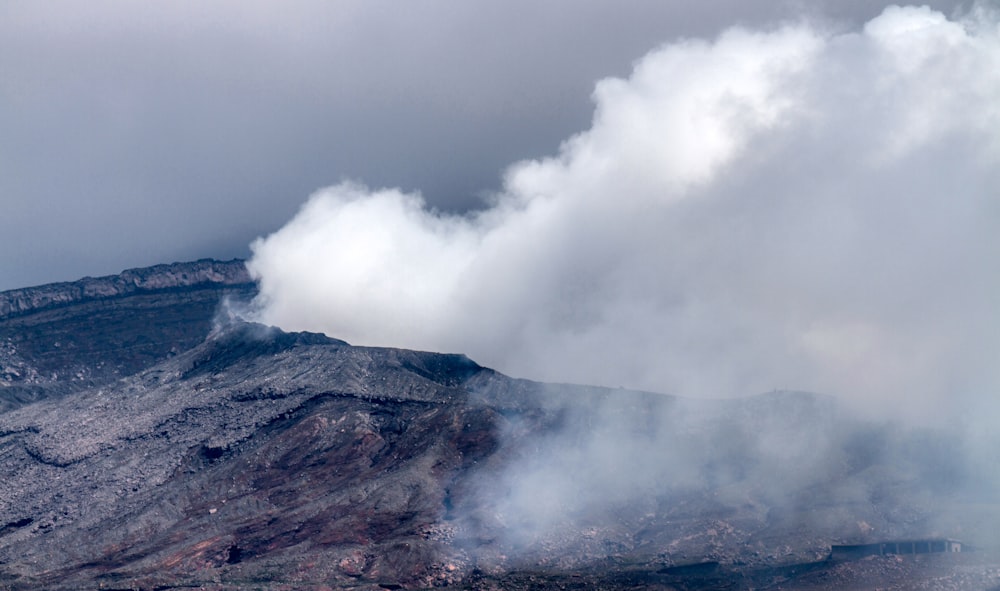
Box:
[0,0,970,291]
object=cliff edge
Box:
[0,259,252,320]
[0,259,257,406]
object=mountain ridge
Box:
[0,261,998,590]
[0,259,252,321]
[0,259,256,410]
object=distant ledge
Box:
[0,259,254,320]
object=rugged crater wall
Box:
[0,259,252,320]
[1,262,998,590]
[0,321,995,590]
[0,259,257,408]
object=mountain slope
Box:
[0,262,998,590]
[0,322,502,588]
[0,259,254,410]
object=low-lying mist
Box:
[452,387,1000,562]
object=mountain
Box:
[0,259,254,410]
[0,261,999,590]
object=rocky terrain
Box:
[0,259,254,410]
[0,261,999,590]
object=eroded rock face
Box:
[0,259,255,409]
[0,262,998,590]
[0,322,508,589]
[0,259,251,320]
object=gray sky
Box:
[0,0,969,291]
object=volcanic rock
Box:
[1,261,999,590]
[0,259,254,410]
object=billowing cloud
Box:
[248,5,1000,422]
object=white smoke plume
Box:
[249,5,1000,422]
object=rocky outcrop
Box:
[0,322,507,589]
[0,260,256,408]
[0,259,252,320]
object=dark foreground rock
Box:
[1,262,999,590]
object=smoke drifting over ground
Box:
[249,5,1000,422]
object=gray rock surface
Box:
[0,259,255,410]
[0,259,251,321]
